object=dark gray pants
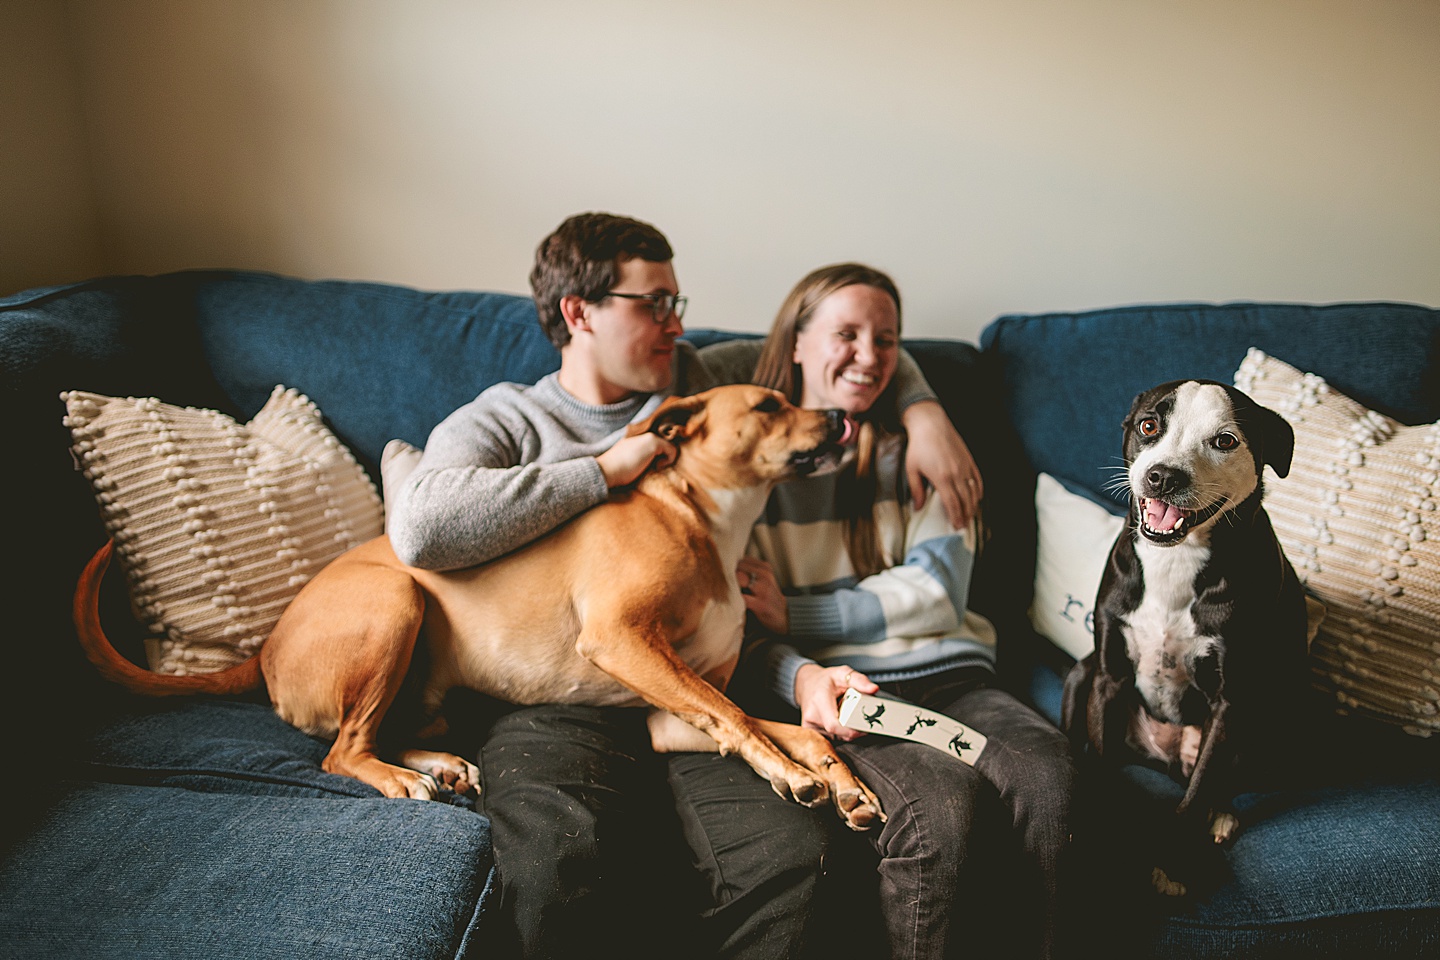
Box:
[667,751,842,959]
[477,703,835,960]
[834,674,1077,960]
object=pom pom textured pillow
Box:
[380,438,423,534]
[1235,349,1440,736]
[63,386,383,675]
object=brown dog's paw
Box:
[833,784,886,832]
[768,771,829,807]
[369,764,442,801]
[327,753,447,800]
[397,749,482,797]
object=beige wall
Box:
[2,1,103,291]
[4,0,1437,341]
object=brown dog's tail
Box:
[74,540,263,697]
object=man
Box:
[388,212,979,959]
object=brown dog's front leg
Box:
[646,711,884,831]
[754,719,884,831]
[579,627,830,809]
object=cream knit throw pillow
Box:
[63,386,384,675]
[1235,349,1440,736]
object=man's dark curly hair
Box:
[529,213,674,348]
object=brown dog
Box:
[76,384,884,830]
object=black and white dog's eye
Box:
[1214,432,1239,450]
[1139,418,1160,437]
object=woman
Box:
[735,263,1075,960]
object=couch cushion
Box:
[0,780,494,960]
[2,698,488,955]
[76,698,482,805]
[3,270,556,732]
[980,299,1440,704]
[1097,764,1440,958]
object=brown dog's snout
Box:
[824,409,856,445]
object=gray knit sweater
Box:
[388,339,936,571]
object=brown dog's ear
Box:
[626,394,707,442]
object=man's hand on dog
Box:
[597,433,677,488]
[795,663,878,741]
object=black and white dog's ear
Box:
[1253,404,1294,478]
[1231,387,1295,479]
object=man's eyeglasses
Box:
[603,291,688,323]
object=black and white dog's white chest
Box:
[1121,537,1219,724]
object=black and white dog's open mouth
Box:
[1137,496,1227,543]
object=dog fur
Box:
[76,384,884,830]
[1061,379,1312,893]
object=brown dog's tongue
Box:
[840,416,858,445]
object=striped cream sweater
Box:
[746,431,996,707]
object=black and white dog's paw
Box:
[1151,866,1187,897]
[1209,810,1240,845]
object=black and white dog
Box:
[1062,379,1312,895]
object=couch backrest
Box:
[980,301,1440,510]
[3,268,563,472]
[186,272,561,478]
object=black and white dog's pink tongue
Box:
[1145,498,1186,531]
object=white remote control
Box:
[838,689,987,766]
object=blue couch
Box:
[1,270,1436,958]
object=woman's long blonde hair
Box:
[752,263,903,579]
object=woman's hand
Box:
[737,557,788,634]
[794,663,879,740]
[901,399,982,529]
